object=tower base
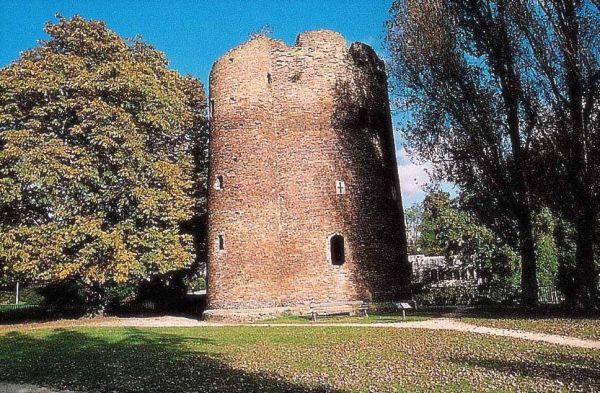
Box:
[202,301,365,322]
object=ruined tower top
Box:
[209,29,388,108]
[212,29,349,67]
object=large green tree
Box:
[0,15,208,312]
[417,191,517,287]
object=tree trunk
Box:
[517,207,538,307]
[573,205,598,310]
[492,0,538,307]
[84,282,106,317]
[561,0,598,310]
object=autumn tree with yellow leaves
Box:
[0,15,208,313]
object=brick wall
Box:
[206,30,410,310]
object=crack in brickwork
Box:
[206,30,410,312]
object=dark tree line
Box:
[387,0,599,309]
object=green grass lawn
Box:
[0,326,598,392]
[462,316,600,340]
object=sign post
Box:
[394,302,413,320]
[15,281,19,305]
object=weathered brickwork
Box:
[206,30,410,312]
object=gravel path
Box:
[252,319,600,349]
[387,318,600,350]
[3,315,599,350]
[0,383,77,393]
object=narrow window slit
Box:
[330,234,345,266]
[215,175,224,190]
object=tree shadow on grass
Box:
[450,353,600,390]
[0,328,340,393]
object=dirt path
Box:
[0,315,209,331]
[385,318,600,350]
[251,319,600,349]
[2,316,599,350]
[0,383,77,393]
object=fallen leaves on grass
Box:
[0,326,597,392]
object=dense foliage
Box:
[0,15,208,311]
[409,189,568,293]
[414,192,518,287]
[518,0,600,308]
[386,0,540,305]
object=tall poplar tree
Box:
[386,0,599,309]
[518,0,599,309]
[386,0,540,306]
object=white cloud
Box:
[396,148,431,198]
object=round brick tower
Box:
[205,30,410,318]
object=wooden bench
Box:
[308,302,369,321]
[358,301,370,317]
[309,303,352,321]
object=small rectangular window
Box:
[391,186,397,201]
[214,175,224,190]
[335,180,346,195]
[218,234,224,251]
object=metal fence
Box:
[0,303,85,322]
[0,304,42,313]
[414,285,564,307]
[538,286,565,304]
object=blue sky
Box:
[0,0,433,206]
